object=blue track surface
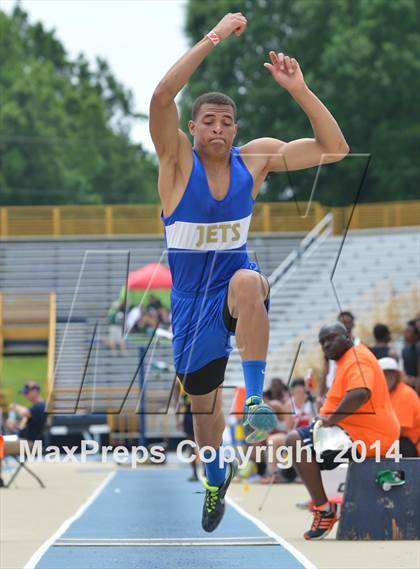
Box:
[36,469,307,569]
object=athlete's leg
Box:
[227,269,269,363]
[226,269,276,440]
[189,386,226,485]
[189,386,225,448]
[173,290,238,532]
[188,385,238,532]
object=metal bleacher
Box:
[267,226,420,378]
[0,235,301,318]
[0,234,303,438]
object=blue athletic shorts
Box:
[171,285,233,373]
[171,272,269,395]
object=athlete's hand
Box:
[213,12,247,40]
[264,51,306,93]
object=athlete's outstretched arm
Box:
[149,12,247,160]
[242,52,349,173]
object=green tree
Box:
[181,0,420,205]
[0,6,157,205]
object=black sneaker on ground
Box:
[304,502,338,540]
[201,458,238,533]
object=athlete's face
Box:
[188,104,237,155]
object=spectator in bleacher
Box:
[5,382,46,442]
[259,379,289,482]
[145,295,171,330]
[103,301,127,355]
[379,357,420,457]
[157,306,171,330]
[262,378,315,484]
[0,382,47,485]
[337,311,357,336]
[414,313,420,333]
[263,377,288,404]
[286,322,400,540]
[128,298,172,334]
[401,319,420,393]
[262,378,290,436]
[369,323,399,360]
[318,311,360,400]
[141,308,160,333]
[289,378,316,428]
[129,305,159,335]
[147,294,163,311]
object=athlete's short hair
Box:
[191,92,237,121]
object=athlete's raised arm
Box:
[149,12,247,161]
[241,51,350,177]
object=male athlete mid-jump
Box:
[149,12,349,532]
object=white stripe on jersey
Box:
[165,214,252,251]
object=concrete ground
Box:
[0,461,419,569]
[0,461,113,569]
[228,480,420,569]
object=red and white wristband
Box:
[205,30,220,46]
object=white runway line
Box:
[23,471,116,569]
[54,536,279,547]
[226,496,317,569]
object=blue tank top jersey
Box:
[162,146,256,295]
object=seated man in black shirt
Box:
[369,323,398,360]
[4,381,46,453]
[402,320,420,393]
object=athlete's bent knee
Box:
[230,269,261,290]
[229,270,267,303]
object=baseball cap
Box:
[378,357,399,372]
[19,381,41,394]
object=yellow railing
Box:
[251,202,326,232]
[331,200,420,234]
[0,201,418,237]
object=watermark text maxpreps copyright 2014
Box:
[19,438,401,468]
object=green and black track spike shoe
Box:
[201,458,239,533]
[243,396,277,443]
